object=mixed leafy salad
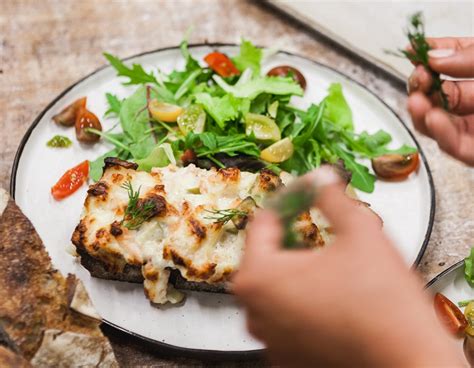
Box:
[50,38,419,200]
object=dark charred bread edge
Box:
[0,326,20,354]
[103,157,138,171]
[76,246,229,294]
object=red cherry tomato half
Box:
[51,160,89,200]
[204,52,240,77]
[371,153,419,180]
[434,292,468,337]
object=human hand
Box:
[407,37,474,165]
[233,167,464,367]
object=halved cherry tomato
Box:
[267,65,307,90]
[75,107,102,143]
[52,97,87,127]
[204,52,240,77]
[51,160,89,200]
[434,292,468,337]
[371,152,419,180]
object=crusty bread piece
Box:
[0,188,117,366]
[0,346,31,368]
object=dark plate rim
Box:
[9,42,436,359]
[425,260,465,289]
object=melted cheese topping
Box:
[75,164,328,304]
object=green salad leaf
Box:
[233,39,263,76]
[104,53,158,85]
[323,83,353,131]
[465,248,474,287]
[213,75,303,99]
[91,37,418,194]
[194,93,243,128]
[104,93,122,117]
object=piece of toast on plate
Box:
[72,158,330,305]
[0,188,118,367]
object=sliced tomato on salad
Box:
[434,292,468,337]
[204,52,240,77]
[51,160,89,200]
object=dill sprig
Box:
[121,180,156,230]
[388,12,449,110]
[204,208,248,224]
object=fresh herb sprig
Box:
[388,12,449,110]
[204,208,248,224]
[121,180,156,230]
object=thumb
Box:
[428,45,474,78]
[244,210,282,258]
[307,166,381,236]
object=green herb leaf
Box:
[46,135,72,148]
[104,93,122,117]
[465,247,474,287]
[323,83,353,131]
[213,75,303,100]
[333,145,376,193]
[194,93,241,128]
[104,53,158,85]
[121,180,157,230]
[204,208,248,224]
[388,12,449,110]
[233,39,263,76]
[458,299,474,308]
[89,149,119,182]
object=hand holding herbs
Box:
[395,14,474,165]
[51,38,420,200]
[234,171,464,367]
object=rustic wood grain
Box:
[1,0,473,366]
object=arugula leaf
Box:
[292,103,324,146]
[324,83,353,131]
[105,93,122,117]
[233,39,263,76]
[194,93,242,128]
[180,132,260,162]
[333,145,376,193]
[104,53,158,85]
[465,247,474,287]
[213,75,303,99]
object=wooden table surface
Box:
[1,0,473,366]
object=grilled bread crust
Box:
[0,190,117,365]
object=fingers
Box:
[425,37,474,51]
[440,80,474,115]
[408,65,474,114]
[424,109,474,165]
[428,45,474,78]
[245,210,282,258]
[407,65,433,95]
[407,92,433,137]
[308,167,379,236]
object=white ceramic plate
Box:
[10,44,435,356]
[426,261,473,364]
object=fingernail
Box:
[309,165,341,189]
[407,73,419,93]
[428,48,455,58]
